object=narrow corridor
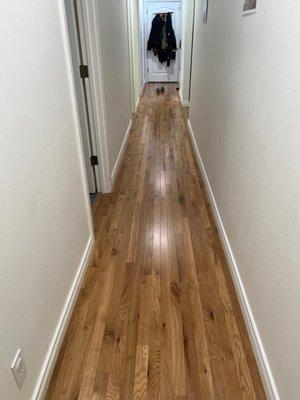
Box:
[46,84,266,399]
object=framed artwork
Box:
[243,0,257,15]
[202,0,209,24]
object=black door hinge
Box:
[90,155,98,166]
[80,64,89,79]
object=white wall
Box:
[0,1,93,399]
[94,0,133,177]
[189,1,300,399]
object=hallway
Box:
[46,84,266,399]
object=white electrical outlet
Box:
[11,349,26,389]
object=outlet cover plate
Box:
[11,349,26,389]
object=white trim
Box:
[135,83,145,113]
[139,0,147,86]
[126,0,137,114]
[179,89,190,107]
[60,0,94,232]
[187,118,280,400]
[63,0,98,193]
[135,95,141,113]
[111,119,133,185]
[31,236,94,400]
[76,0,102,193]
[81,0,112,193]
[127,0,144,114]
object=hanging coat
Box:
[147,13,177,66]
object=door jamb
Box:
[140,0,147,85]
[60,0,95,231]
[127,0,145,113]
[143,0,148,83]
[73,0,100,192]
[126,0,137,114]
[63,0,112,193]
[77,0,112,192]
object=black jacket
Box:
[147,13,177,66]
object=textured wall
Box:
[0,1,92,399]
[189,0,300,398]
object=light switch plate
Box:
[11,349,27,389]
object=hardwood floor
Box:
[46,84,266,399]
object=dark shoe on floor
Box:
[156,88,161,95]
[161,86,165,93]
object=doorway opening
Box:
[137,0,195,106]
[126,0,196,114]
[144,0,181,83]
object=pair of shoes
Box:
[156,86,165,95]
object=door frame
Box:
[126,0,138,114]
[65,0,100,193]
[62,0,112,193]
[140,0,147,86]
[75,0,102,193]
[126,0,144,114]
[179,0,196,106]
[143,0,182,83]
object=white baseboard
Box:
[179,89,190,107]
[135,96,140,113]
[187,119,280,400]
[31,236,95,400]
[134,83,145,113]
[111,119,132,185]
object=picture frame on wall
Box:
[243,0,257,15]
[202,0,209,24]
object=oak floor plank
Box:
[133,345,149,400]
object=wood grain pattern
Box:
[45,84,266,400]
[133,345,149,400]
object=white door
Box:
[146,1,181,82]
[65,0,99,193]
